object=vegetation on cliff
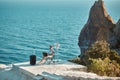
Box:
[76,0,120,77]
[70,40,120,77]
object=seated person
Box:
[39,45,55,64]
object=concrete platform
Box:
[1,61,120,80]
[13,60,87,80]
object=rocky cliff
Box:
[113,19,120,48]
[115,19,120,40]
[78,0,120,56]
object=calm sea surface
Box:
[0,1,120,64]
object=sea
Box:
[0,0,120,64]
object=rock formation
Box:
[115,19,120,39]
[113,19,120,48]
[78,0,120,57]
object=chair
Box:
[42,52,48,57]
[39,52,54,64]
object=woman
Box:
[49,45,54,55]
[39,45,55,64]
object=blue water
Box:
[0,1,120,64]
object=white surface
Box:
[0,61,120,80]
[13,60,87,75]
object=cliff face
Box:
[78,0,116,56]
[113,19,120,48]
[115,19,120,39]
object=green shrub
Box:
[70,40,120,76]
[85,40,110,59]
[69,57,82,64]
[109,50,120,64]
[88,58,120,77]
[85,40,120,77]
[77,40,120,77]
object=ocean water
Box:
[0,1,120,64]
